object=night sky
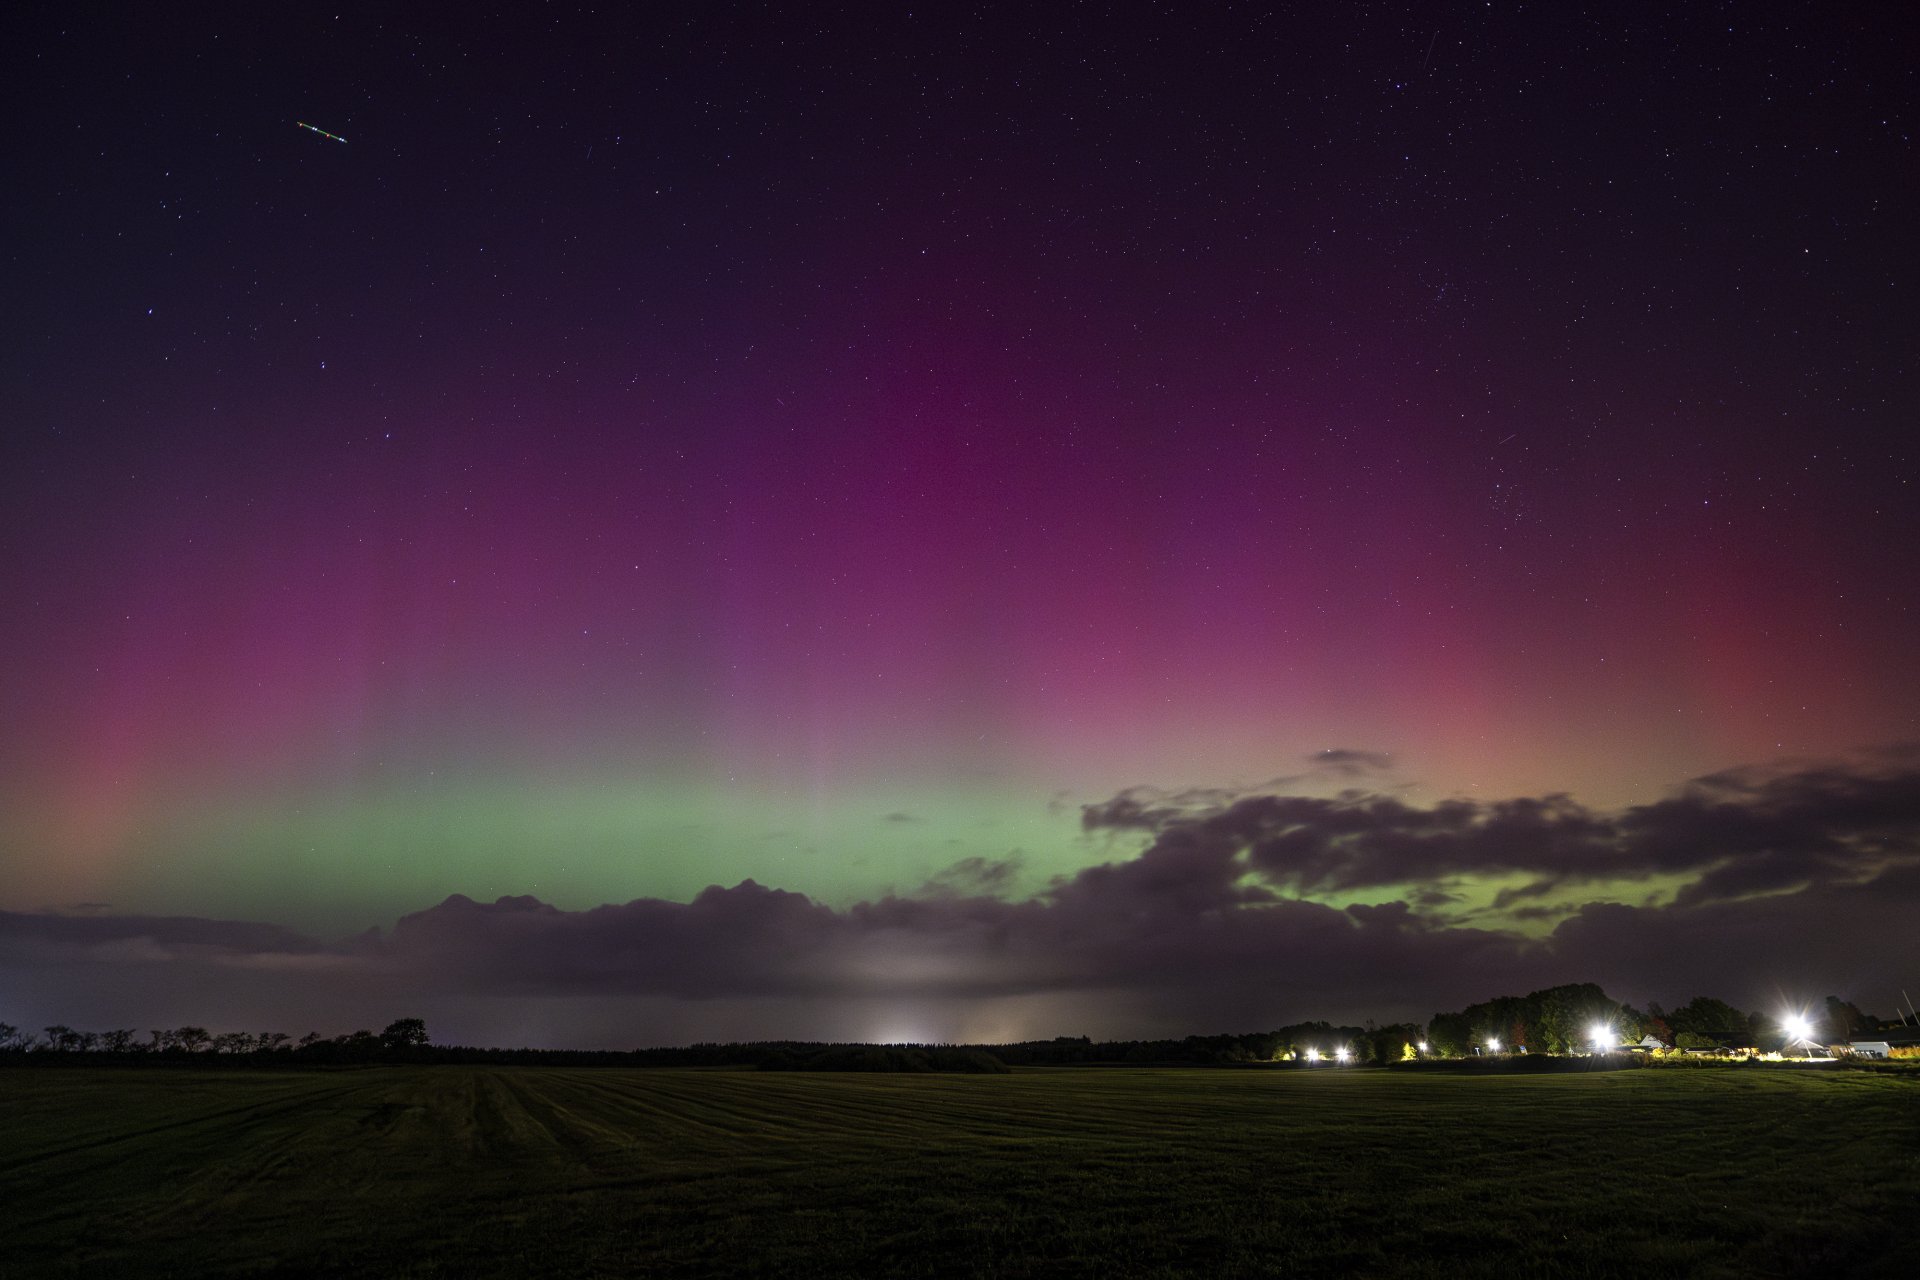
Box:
[4,4,1917,1047]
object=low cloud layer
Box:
[6,752,1917,1048]
[1083,749,1920,905]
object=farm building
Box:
[1845,1027,1920,1059]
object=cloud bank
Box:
[5,752,1917,1048]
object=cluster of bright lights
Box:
[1782,1014,1813,1041]
[1589,1022,1612,1050]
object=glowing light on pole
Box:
[1589,1022,1612,1053]
[1335,1046,1351,1064]
[1487,1036,1501,1054]
[1782,1014,1816,1060]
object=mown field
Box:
[2,1065,1915,1277]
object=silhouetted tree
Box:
[380,1018,429,1052]
[335,1030,381,1062]
[1428,984,1628,1056]
[100,1029,139,1053]
[1427,1011,1473,1057]
[1823,996,1870,1041]
[1366,1024,1423,1064]
[174,1026,212,1053]
[1667,997,1747,1037]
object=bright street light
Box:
[1782,1013,1816,1060]
[1305,1047,1320,1063]
[1589,1023,1612,1051]
[1417,1041,1429,1053]
[1487,1036,1501,1053]
[1335,1046,1351,1063]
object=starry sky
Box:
[3,4,1916,1045]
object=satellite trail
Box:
[296,121,348,144]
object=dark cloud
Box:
[0,909,326,963]
[1544,864,1920,1005]
[1083,756,1920,902]
[1309,749,1396,778]
[379,885,843,998]
[916,855,1022,898]
[4,755,1916,1047]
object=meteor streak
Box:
[296,121,348,144]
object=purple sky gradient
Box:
[2,4,1915,1042]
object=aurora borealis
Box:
[4,5,1917,1046]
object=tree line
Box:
[0,1021,1013,1072]
[0,1018,1427,1068]
[3,985,1904,1069]
[985,1020,1428,1067]
[1424,983,1904,1056]
[0,1018,430,1064]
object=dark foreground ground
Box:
[2,1065,1915,1277]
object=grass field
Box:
[3,1065,1915,1277]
